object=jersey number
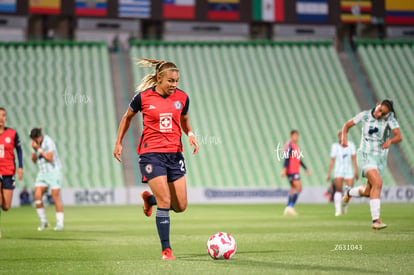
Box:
[179,160,185,172]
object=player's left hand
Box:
[189,136,199,154]
[31,140,40,150]
[306,169,311,176]
[17,168,23,181]
[382,140,392,149]
[354,172,359,181]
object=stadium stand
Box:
[129,41,398,188]
[0,41,124,188]
[357,41,414,174]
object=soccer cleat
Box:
[54,225,64,231]
[335,212,342,217]
[283,206,298,216]
[372,220,387,230]
[141,191,153,217]
[161,248,175,260]
[37,222,49,231]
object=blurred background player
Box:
[113,59,199,260]
[19,187,32,206]
[341,100,402,230]
[281,130,310,216]
[0,107,24,237]
[30,128,64,231]
[326,130,358,216]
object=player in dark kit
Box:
[114,59,198,260]
[281,130,310,216]
[0,107,24,237]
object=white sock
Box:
[56,212,64,227]
[370,199,381,221]
[36,208,48,224]
[334,192,342,214]
[349,186,363,197]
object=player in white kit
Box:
[326,130,358,216]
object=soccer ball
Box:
[206,232,237,260]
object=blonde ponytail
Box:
[135,58,179,91]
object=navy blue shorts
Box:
[139,153,186,183]
[0,175,16,190]
[287,173,300,184]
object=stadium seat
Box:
[0,42,125,188]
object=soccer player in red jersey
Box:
[113,59,198,260]
[281,130,310,216]
[0,107,24,235]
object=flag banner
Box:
[341,0,372,24]
[385,0,414,25]
[29,0,61,15]
[75,0,107,17]
[297,0,328,23]
[163,0,195,20]
[0,0,16,13]
[208,0,240,21]
[119,0,151,18]
[253,0,284,22]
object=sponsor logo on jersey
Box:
[149,105,156,110]
[160,113,173,132]
[174,100,182,110]
[5,137,11,143]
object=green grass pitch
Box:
[1,203,413,274]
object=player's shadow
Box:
[179,250,281,261]
[236,250,281,255]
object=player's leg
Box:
[345,178,354,188]
[288,179,301,216]
[34,185,49,231]
[1,189,13,211]
[148,175,175,260]
[0,176,15,211]
[50,170,64,231]
[51,188,64,231]
[342,178,354,214]
[334,178,344,216]
[344,152,372,202]
[168,176,188,213]
[365,169,386,230]
[139,154,162,217]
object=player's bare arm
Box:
[114,108,137,162]
[180,114,198,154]
[382,128,402,149]
[341,120,355,147]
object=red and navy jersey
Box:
[283,141,307,174]
[0,127,23,176]
[129,86,189,154]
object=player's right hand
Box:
[326,175,330,182]
[113,143,122,162]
